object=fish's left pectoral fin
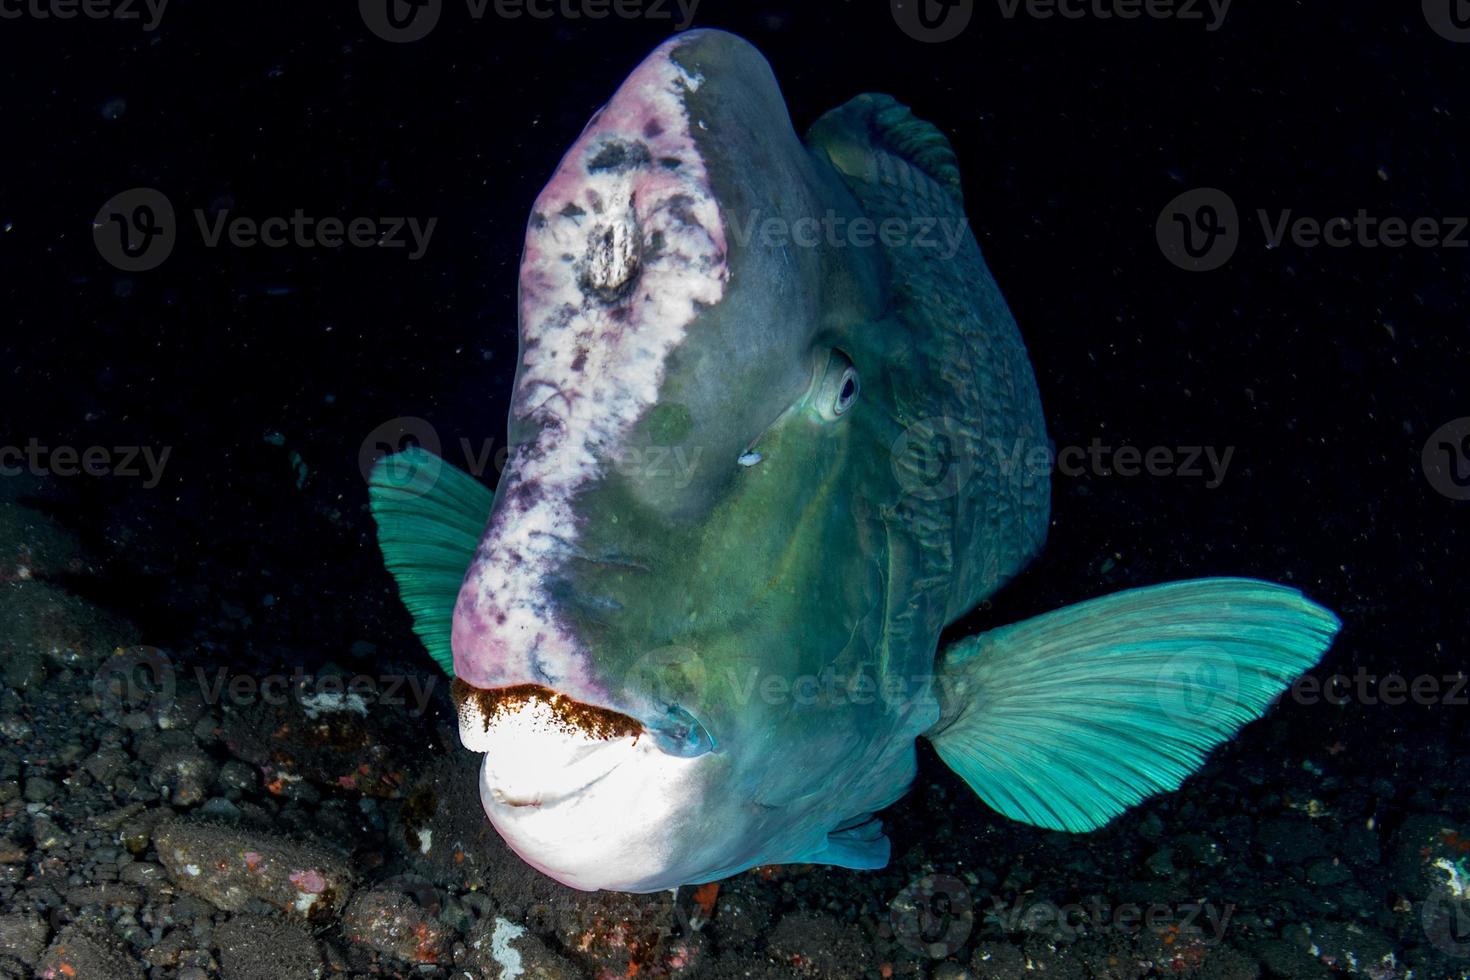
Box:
[793,816,891,871]
[926,578,1342,834]
[368,447,495,677]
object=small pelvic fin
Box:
[794,816,891,871]
[926,578,1341,833]
[367,448,495,677]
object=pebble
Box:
[23,776,59,803]
[154,818,354,921]
[119,861,166,886]
[217,760,259,796]
[84,746,131,786]
[150,749,220,806]
[342,889,446,965]
[1146,846,1177,877]
[38,920,145,980]
[0,913,48,966]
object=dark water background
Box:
[0,0,1467,973]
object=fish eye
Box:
[647,704,716,757]
[833,368,860,416]
[813,349,860,422]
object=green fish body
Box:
[370,30,1339,893]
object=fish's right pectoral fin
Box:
[367,447,495,677]
[926,578,1341,833]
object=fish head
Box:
[452,29,908,892]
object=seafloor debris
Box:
[214,914,324,980]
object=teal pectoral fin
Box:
[367,448,495,677]
[927,578,1341,833]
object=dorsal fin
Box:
[806,93,963,207]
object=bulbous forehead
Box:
[514,36,728,466]
[504,28,860,519]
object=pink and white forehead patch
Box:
[452,38,729,701]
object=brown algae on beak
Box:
[451,679,644,744]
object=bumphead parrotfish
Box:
[369,29,1340,893]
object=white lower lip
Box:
[464,695,640,807]
[485,748,627,809]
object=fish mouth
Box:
[452,680,647,809]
